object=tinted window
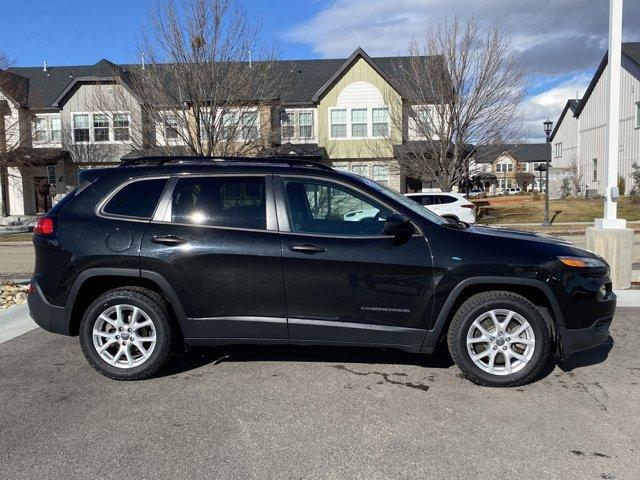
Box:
[103,179,167,218]
[171,177,266,229]
[420,195,438,206]
[285,179,391,236]
[438,195,457,204]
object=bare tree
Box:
[383,16,526,191]
[568,155,583,195]
[96,0,285,157]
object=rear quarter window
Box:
[103,178,167,219]
[438,195,457,204]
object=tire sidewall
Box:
[79,291,171,379]
[454,297,549,387]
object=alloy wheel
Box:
[466,309,536,376]
[92,304,157,369]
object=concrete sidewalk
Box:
[0,304,38,344]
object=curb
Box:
[0,304,38,344]
[614,290,640,308]
[0,241,33,246]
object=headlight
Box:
[558,256,607,268]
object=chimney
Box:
[43,60,47,72]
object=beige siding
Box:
[317,57,401,159]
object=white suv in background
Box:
[405,192,476,224]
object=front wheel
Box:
[447,291,551,387]
[79,288,173,380]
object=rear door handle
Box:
[289,244,326,254]
[151,235,187,246]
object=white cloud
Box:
[520,74,593,142]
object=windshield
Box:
[355,175,448,225]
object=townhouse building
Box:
[550,42,640,197]
[0,48,445,217]
[469,143,551,194]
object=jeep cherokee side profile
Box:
[28,157,616,386]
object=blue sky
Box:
[1,0,639,141]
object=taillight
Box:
[34,217,55,235]
[461,204,475,209]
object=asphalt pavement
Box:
[0,309,638,479]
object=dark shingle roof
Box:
[5,51,440,109]
[573,42,640,118]
[474,143,551,163]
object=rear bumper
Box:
[558,294,616,359]
[27,280,73,336]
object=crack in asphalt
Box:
[333,364,430,392]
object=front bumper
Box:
[27,280,73,336]
[558,293,616,359]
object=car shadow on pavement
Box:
[157,344,456,378]
[556,336,614,373]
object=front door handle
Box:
[289,244,326,254]
[151,235,187,246]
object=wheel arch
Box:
[66,268,191,338]
[423,276,563,349]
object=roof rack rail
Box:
[119,155,333,171]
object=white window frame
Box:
[113,112,131,142]
[280,108,315,143]
[32,113,62,145]
[554,142,562,158]
[592,158,598,182]
[328,106,389,140]
[495,161,513,173]
[215,107,260,143]
[636,102,640,129]
[71,111,132,144]
[410,105,438,140]
[372,164,389,187]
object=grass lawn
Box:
[476,196,640,224]
[0,233,33,242]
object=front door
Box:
[276,176,434,348]
[34,177,52,213]
[140,174,287,339]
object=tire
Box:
[447,291,551,387]
[79,288,173,380]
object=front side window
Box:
[330,109,347,138]
[351,108,367,137]
[372,108,389,137]
[113,113,130,141]
[93,114,110,142]
[284,179,391,236]
[103,178,167,219]
[73,114,90,142]
[33,117,48,142]
[240,111,258,141]
[171,176,266,230]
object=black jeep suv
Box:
[28,157,616,386]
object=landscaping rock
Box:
[0,282,28,311]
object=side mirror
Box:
[383,213,415,244]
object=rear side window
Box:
[103,178,167,219]
[438,195,457,204]
[171,176,266,229]
[416,195,438,206]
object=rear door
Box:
[140,174,287,340]
[276,175,434,348]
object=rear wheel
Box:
[79,288,173,380]
[447,291,551,387]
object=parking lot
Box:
[0,308,638,480]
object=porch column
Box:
[7,166,25,216]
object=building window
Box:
[113,113,130,141]
[32,114,62,143]
[280,112,294,139]
[164,113,179,140]
[351,108,367,137]
[240,111,258,141]
[372,108,389,137]
[372,165,389,187]
[351,164,369,177]
[636,102,640,128]
[299,111,313,139]
[496,162,513,173]
[73,114,90,142]
[47,165,57,185]
[592,158,598,181]
[331,109,347,138]
[554,142,562,158]
[93,114,110,142]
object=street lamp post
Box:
[542,119,553,225]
